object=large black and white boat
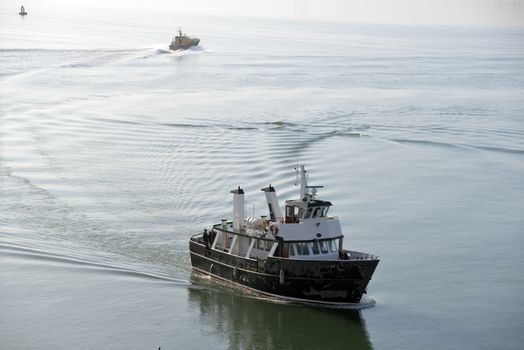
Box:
[189,165,379,306]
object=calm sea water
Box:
[1,1,523,349]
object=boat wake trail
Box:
[0,227,190,286]
[0,46,209,75]
[164,46,210,57]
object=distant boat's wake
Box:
[129,47,171,60]
[163,45,210,57]
[1,45,211,75]
[88,45,210,62]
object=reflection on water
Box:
[188,278,373,350]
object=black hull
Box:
[189,240,379,305]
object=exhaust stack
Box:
[261,185,283,222]
[231,186,245,231]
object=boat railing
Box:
[191,229,269,271]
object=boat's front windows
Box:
[324,207,330,216]
[312,208,320,218]
[319,240,329,254]
[304,208,313,219]
[327,239,339,253]
[318,239,339,254]
[298,207,305,219]
[309,241,320,255]
[287,239,339,257]
[294,242,310,255]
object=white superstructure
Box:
[222,165,346,260]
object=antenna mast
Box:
[295,130,300,186]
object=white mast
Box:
[299,164,309,200]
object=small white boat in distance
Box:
[19,5,27,16]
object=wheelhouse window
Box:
[307,206,329,218]
[319,240,329,254]
[319,207,330,217]
[294,242,310,255]
[327,239,339,253]
[298,207,305,219]
[287,239,339,256]
[285,205,300,224]
[304,208,313,219]
[318,239,338,254]
[309,241,320,255]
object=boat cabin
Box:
[189,164,373,264]
[285,199,332,223]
